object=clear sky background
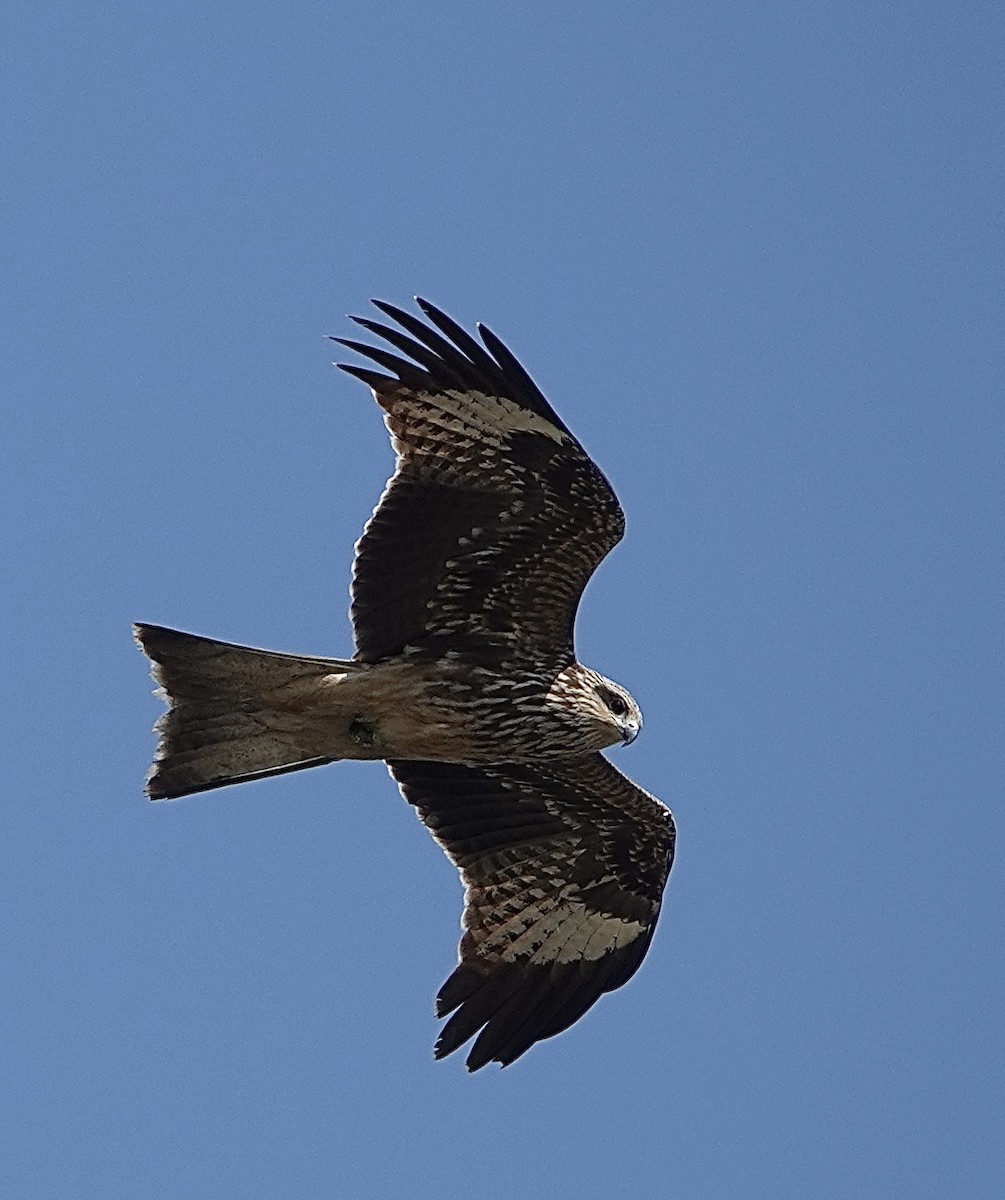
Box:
[4,3,1003,1198]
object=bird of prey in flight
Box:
[135,298,675,1070]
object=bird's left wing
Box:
[389,755,675,1070]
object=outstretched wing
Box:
[334,299,625,664]
[389,755,675,1071]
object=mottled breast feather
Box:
[389,754,675,1071]
[333,299,625,664]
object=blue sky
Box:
[4,3,1003,1197]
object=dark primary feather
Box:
[335,299,625,664]
[390,756,675,1070]
[347,316,472,392]
[332,336,431,390]
[371,300,510,400]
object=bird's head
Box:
[549,665,643,753]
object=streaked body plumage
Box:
[136,298,675,1069]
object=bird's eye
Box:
[604,691,629,717]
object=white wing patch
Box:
[408,388,570,448]
[546,906,646,964]
[483,898,647,966]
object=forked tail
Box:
[133,623,361,800]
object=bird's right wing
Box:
[334,299,625,664]
[388,754,675,1071]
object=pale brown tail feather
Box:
[133,623,360,800]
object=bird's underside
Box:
[135,297,675,1070]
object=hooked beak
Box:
[622,720,641,746]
